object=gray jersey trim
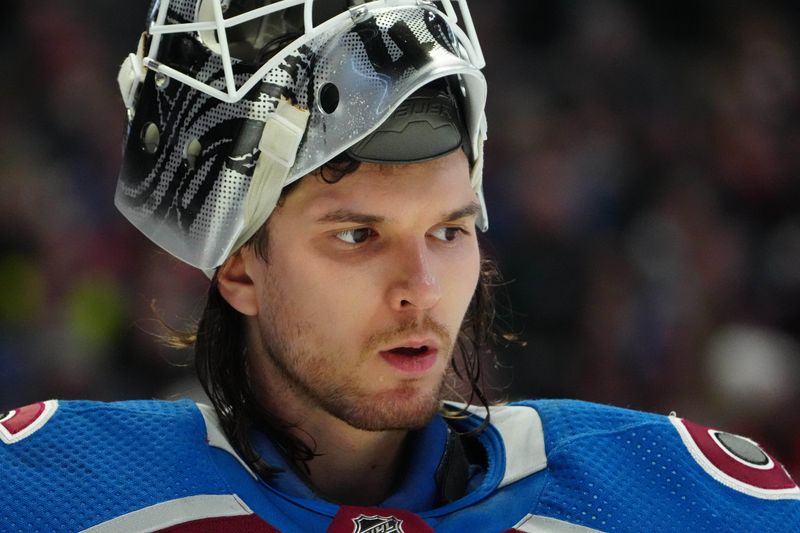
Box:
[513,513,605,533]
[80,494,253,532]
[197,402,258,479]
[457,403,548,488]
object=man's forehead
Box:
[287,152,474,221]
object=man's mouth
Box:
[387,346,430,356]
[380,341,439,374]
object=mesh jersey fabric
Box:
[0,399,233,532]
[526,399,800,532]
[0,398,797,532]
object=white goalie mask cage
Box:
[116,0,488,270]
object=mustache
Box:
[364,315,452,351]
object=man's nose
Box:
[387,239,441,312]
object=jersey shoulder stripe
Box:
[513,399,800,532]
[0,400,58,444]
[0,399,238,533]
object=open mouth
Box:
[380,343,438,373]
[388,346,430,356]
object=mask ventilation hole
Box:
[185,138,203,169]
[319,83,340,114]
[140,122,160,154]
[154,72,169,90]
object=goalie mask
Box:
[116,0,488,270]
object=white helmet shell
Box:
[116,0,487,270]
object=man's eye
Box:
[430,227,466,242]
[335,228,374,244]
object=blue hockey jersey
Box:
[0,398,797,532]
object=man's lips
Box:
[379,338,439,374]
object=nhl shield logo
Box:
[352,514,405,533]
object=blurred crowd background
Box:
[1,1,799,478]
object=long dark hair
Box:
[190,157,506,479]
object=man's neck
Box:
[292,415,409,505]
[245,326,421,505]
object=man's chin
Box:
[332,386,443,432]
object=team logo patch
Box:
[352,514,405,533]
[670,415,800,499]
[0,400,58,444]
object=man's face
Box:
[239,150,481,431]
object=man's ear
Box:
[217,249,259,316]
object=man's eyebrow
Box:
[443,202,482,221]
[315,209,385,225]
[314,202,481,225]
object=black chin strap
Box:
[434,425,487,504]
